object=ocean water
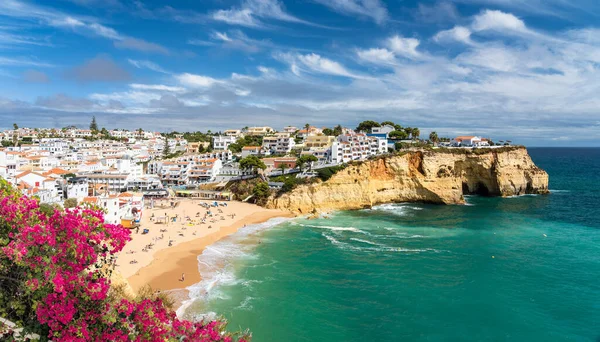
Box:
[180,148,600,342]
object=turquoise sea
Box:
[179,148,600,341]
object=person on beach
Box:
[180,273,185,282]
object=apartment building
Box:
[223,129,243,138]
[261,133,295,154]
[305,135,335,148]
[188,159,223,184]
[150,157,223,186]
[331,134,387,163]
[246,126,274,136]
[300,148,330,163]
[283,126,298,133]
[40,139,69,155]
[213,135,238,150]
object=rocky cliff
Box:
[266,147,549,214]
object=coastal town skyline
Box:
[1,0,600,147]
[0,2,598,341]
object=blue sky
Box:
[1,0,600,146]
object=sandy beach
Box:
[115,198,292,294]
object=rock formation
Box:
[266,147,549,214]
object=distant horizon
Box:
[1,0,600,147]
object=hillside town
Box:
[0,119,506,224]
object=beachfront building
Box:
[215,162,255,182]
[452,136,490,147]
[149,157,223,186]
[125,175,162,191]
[246,126,274,136]
[331,133,387,164]
[81,196,121,224]
[188,159,223,184]
[81,172,130,193]
[212,135,238,151]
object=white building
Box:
[14,170,62,204]
[261,133,295,154]
[66,177,89,201]
[330,133,387,164]
[371,125,395,135]
[40,139,69,155]
[223,129,243,138]
[246,126,274,136]
[213,135,238,151]
[452,136,490,147]
[188,159,223,184]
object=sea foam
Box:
[176,217,292,319]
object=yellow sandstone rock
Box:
[266,147,549,214]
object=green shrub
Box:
[316,164,347,181]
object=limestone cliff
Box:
[266,147,549,214]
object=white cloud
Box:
[472,10,527,32]
[87,22,121,40]
[357,48,396,65]
[129,84,185,92]
[0,56,54,68]
[455,46,518,72]
[48,16,86,28]
[212,8,261,27]
[0,0,167,54]
[176,73,220,88]
[313,0,388,25]
[297,53,364,78]
[434,26,474,45]
[212,0,319,28]
[127,59,170,74]
[211,30,273,53]
[387,36,421,59]
[212,32,232,42]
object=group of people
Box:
[121,199,238,272]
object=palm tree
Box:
[429,131,439,145]
[304,123,310,133]
[412,128,420,140]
